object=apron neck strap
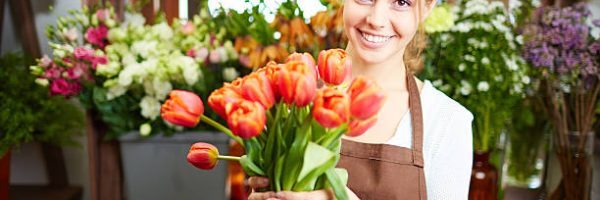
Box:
[406,68,425,167]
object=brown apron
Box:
[338,72,427,200]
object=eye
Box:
[392,0,412,8]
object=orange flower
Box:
[276,61,317,107]
[347,116,377,137]
[208,83,243,120]
[313,88,349,128]
[318,49,352,85]
[241,72,276,109]
[161,90,204,127]
[227,100,266,139]
[287,52,317,80]
[187,142,219,170]
[257,61,282,99]
[347,76,386,120]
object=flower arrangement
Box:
[30,5,248,138]
[422,0,531,152]
[521,3,600,199]
[0,53,84,155]
[160,49,385,200]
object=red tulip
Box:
[208,83,243,120]
[227,100,266,139]
[161,90,204,127]
[347,76,386,120]
[318,49,352,85]
[187,142,219,170]
[313,88,349,128]
[287,52,317,80]
[241,72,276,109]
[347,116,377,137]
[276,61,317,107]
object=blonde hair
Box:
[404,0,434,74]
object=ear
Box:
[421,0,438,22]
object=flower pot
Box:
[469,151,498,200]
[119,131,230,200]
[1,147,11,200]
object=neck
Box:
[347,46,409,92]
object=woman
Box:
[249,0,473,199]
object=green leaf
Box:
[239,155,265,176]
[274,154,285,191]
[281,120,312,190]
[293,142,335,191]
[325,168,350,200]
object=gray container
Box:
[119,132,230,200]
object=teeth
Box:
[362,32,390,43]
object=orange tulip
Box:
[347,76,386,120]
[347,116,377,137]
[161,90,204,127]
[313,88,349,128]
[318,49,352,85]
[241,72,276,109]
[208,83,243,120]
[227,100,266,139]
[287,52,318,80]
[257,61,282,99]
[276,61,317,107]
[187,142,219,170]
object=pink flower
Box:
[74,47,95,61]
[40,55,52,67]
[96,9,110,23]
[50,79,82,97]
[196,48,209,61]
[67,65,85,79]
[209,50,221,64]
[63,28,78,41]
[91,55,108,69]
[186,49,196,57]
[239,55,251,68]
[85,25,108,49]
[44,67,63,79]
[181,22,195,35]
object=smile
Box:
[359,30,395,43]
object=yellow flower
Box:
[424,5,456,33]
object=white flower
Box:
[477,81,490,92]
[118,68,134,87]
[513,84,523,94]
[458,63,466,72]
[107,84,127,100]
[532,0,541,7]
[35,78,49,86]
[131,40,158,59]
[464,54,476,62]
[139,123,152,136]
[452,22,472,33]
[40,55,52,67]
[432,79,443,87]
[152,23,174,41]
[494,75,504,82]
[140,96,161,120]
[96,62,121,77]
[460,80,472,96]
[515,35,524,45]
[481,57,490,65]
[222,67,240,82]
[152,77,172,100]
[123,12,145,28]
[522,76,531,84]
[122,54,137,66]
[62,28,78,41]
[587,18,600,40]
[108,28,127,42]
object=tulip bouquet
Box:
[161,49,385,200]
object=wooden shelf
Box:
[10,185,82,200]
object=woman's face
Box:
[343,0,428,65]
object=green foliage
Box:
[0,53,84,155]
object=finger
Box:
[276,190,333,200]
[247,176,270,189]
[248,191,278,200]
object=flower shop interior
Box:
[1,0,600,199]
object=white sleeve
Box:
[426,112,473,200]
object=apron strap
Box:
[406,70,425,167]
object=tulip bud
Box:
[347,116,377,137]
[276,61,317,107]
[348,76,386,120]
[313,88,350,128]
[287,52,317,80]
[187,142,219,170]
[227,100,266,139]
[160,90,204,127]
[318,49,352,85]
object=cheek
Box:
[390,14,419,42]
[343,3,367,30]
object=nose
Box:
[366,3,388,29]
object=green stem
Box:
[200,115,245,147]
[218,155,241,161]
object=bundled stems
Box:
[200,115,245,147]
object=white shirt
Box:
[385,80,474,200]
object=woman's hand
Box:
[247,177,359,200]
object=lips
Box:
[358,29,395,43]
